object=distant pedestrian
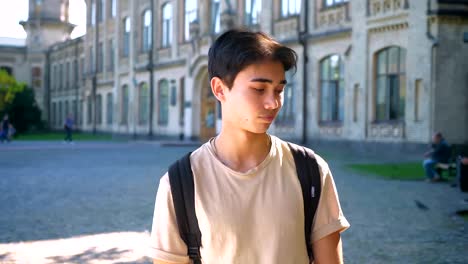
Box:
[64,114,74,143]
[7,123,15,141]
[0,114,11,143]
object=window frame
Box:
[275,70,297,126]
[323,0,349,9]
[211,0,221,34]
[110,0,116,18]
[244,0,261,26]
[106,92,113,125]
[374,46,406,122]
[184,0,198,41]
[161,3,173,48]
[139,82,150,125]
[319,54,345,123]
[123,17,131,57]
[121,85,129,124]
[142,9,152,52]
[158,79,170,126]
[281,0,301,18]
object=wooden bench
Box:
[435,162,457,177]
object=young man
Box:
[148,29,350,264]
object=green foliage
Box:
[0,70,44,133]
[347,162,426,180]
[0,70,25,111]
[5,87,44,133]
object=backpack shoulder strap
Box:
[287,142,322,261]
[168,152,202,264]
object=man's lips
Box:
[259,115,276,122]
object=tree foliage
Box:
[0,70,44,133]
[0,69,25,111]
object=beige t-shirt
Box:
[148,135,350,264]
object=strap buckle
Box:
[188,246,201,259]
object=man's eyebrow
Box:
[250,78,288,85]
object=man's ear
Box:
[211,77,227,102]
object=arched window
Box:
[139,83,149,124]
[87,96,92,124]
[110,0,116,18]
[97,0,104,23]
[158,79,169,125]
[142,9,152,52]
[123,17,131,56]
[96,94,102,124]
[162,3,173,47]
[276,70,296,126]
[90,0,96,26]
[121,85,129,124]
[106,92,113,125]
[211,0,221,33]
[184,0,198,41]
[320,54,344,122]
[375,46,406,121]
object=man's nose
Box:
[264,94,280,110]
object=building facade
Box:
[1,0,467,144]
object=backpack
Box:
[168,142,321,264]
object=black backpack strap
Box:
[287,143,322,262]
[168,152,202,264]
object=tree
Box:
[0,69,24,112]
[0,70,44,133]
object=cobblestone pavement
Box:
[0,140,467,263]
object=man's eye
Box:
[253,88,265,93]
[275,89,284,94]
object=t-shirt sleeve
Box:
[147,173,190,263]
[310,156,350,243]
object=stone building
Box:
[1,0,467,144]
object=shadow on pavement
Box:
[46,247,133,264]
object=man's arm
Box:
[312,231,343,264]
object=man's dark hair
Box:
[208,29,297,88]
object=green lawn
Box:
[347,162,428,181]
[14,132,115,141]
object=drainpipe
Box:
[426,0,439,141]
[148,0,155,139]
[92,1,99,134]
[74,39,79,130]
[299,0,309,145]
[45,48,51,126]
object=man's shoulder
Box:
[274,137,330,172]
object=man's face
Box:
[432,134,441,144]
[220,60,286,134]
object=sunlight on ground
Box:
[0,231,151,264]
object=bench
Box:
[435,162,457,177]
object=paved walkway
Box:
[0,140,467,263]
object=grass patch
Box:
[347,162,426,181]
[14,132,115,141]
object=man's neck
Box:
[214,130,271,173]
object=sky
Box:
[0,0,86,40]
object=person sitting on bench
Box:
[423,132,451,182]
